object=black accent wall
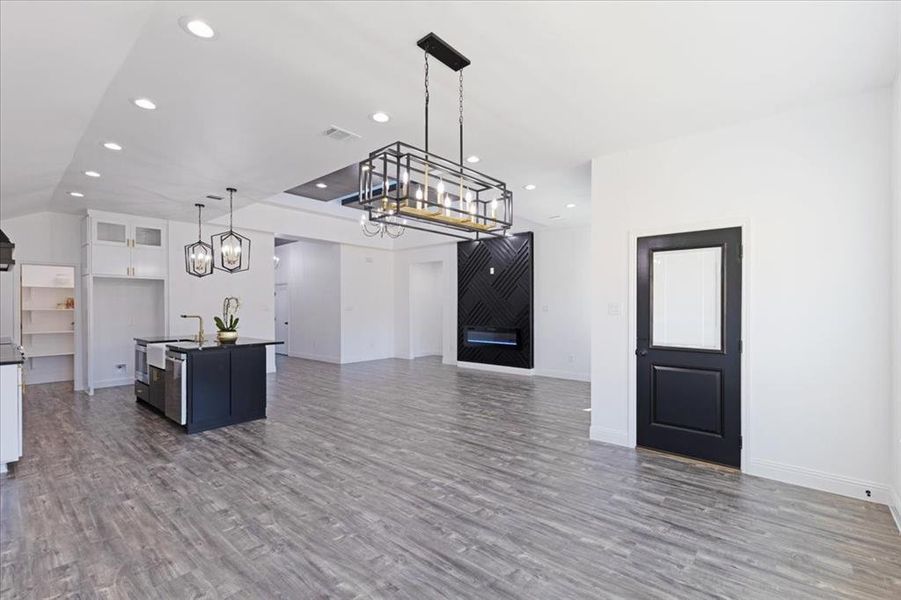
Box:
[457,232,534,368]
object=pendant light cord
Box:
[196,203,203,239]
[226,187,236,232]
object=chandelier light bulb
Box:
[436,179,445,195]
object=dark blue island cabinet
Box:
[164,338,282,434]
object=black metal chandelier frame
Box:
[358,33,513,241]
[184,202,214,278]
[210,187,251,274]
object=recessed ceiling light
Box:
[181,18,215,39]
[84,170,100,178]
[68,191,84,198]
[466,155,480,164]
[371,112,390,123]
[523,184,536,191]
[565,203,576,209]
[315,182,328,189]
[133,98,157,110]
[103,141,122,151]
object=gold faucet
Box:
[180,314,204,343]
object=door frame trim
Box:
[627,218,751,470]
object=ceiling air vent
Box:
[323,125,361,142]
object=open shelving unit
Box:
[20,265,77,382]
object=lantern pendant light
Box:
[184,203,214,277]
[211,187,251,273]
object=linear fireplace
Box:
[457,232,533,369]
[464,327,519,348]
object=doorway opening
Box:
[274,283,290,356]
[409,261,444,359]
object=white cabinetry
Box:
[87,212,166,278]
[83,211,168,394]
[0,362,23,473]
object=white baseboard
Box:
[745,457,891,505]
[890,488,901,534]
[534,368,590,382]
[341,353,395,364]
[457,361,534,376]
[93,377,133,389]
[589,425,631,447]
[288,352,340,364]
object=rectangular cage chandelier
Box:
[358,33,513,240]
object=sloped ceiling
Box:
[1,1,899,230]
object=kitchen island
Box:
[136,337,281,434]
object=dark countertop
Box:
[135,335,196,345]
[0,340,25,365]
[166,337,283,354]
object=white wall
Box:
[590,89,894,503]
[0,212,85,389]
[409,261,443,357]
[276,239,341,363]
[167,221,276,372]
[891,72,901,524]
[92,278,163,387]
[534,227,591,380]
[340,244,395,363]
[393,243,458,363]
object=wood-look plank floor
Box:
[1,356,899,599]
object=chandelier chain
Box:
[459,70,464,126]
[424,50,430,104]
[424,51,430,154]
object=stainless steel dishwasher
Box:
[164,350,186,425]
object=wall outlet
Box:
[607,303,622,316]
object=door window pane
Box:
[96,222,126,244]
[652,247,722,350]
[134,226,162,247]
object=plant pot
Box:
[217,331,238,344]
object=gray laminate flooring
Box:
[1,356,899,599]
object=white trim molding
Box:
[890,488,901,534]
[746,457,892,505]
[289,352,340,364]
[534,368,591,382]
[93,376,133,389]
[457,361,534,377]
[589,426,631,447]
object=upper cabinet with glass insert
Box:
[86,211,167,279]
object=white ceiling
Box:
[1,1,898,231]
